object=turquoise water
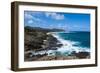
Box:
[58,31,90,48]
[31,31,90,56]
[49,31,90,56]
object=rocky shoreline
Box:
[25,53,90,61]
[24,26,90,61]
[25,51,90,61]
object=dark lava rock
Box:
[75,52,90,59]
[44,34,63,49]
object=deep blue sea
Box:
[32,31,90,56]
[58,31,90,48]
[47,31,90,56]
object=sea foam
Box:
[31,32,90,56]
[51,33,90,55]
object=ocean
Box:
[57,31,90,48]
[31,31,90,56]
[47,31,90,56]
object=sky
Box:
[24,11,90,31]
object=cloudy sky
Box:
[24,11,90,31]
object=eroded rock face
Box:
[24,26,63,61]
[75,52,90,59]
[24,26,90,61]
[70,51,90,59]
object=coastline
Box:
[25,54,90,61]
[24,27,90,61]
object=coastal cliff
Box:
[24,26,64,61]
[24,26,90,61]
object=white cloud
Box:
[25,13,42,21]
[32,17,41,22]
[25,13,47,25]
[25,13,33,19]
[45,12,64,20]
[28,19,33,24]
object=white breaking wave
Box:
[52,33,90,55]
[30,32,90,56]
